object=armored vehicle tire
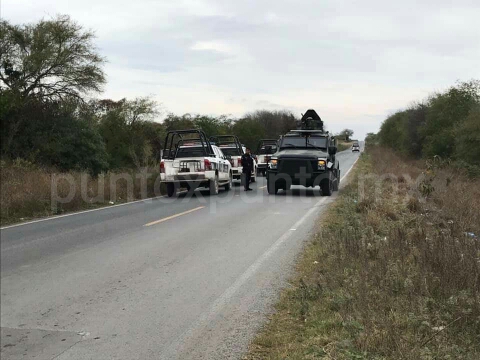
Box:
[267,180,278,195]
[224,173,233,191]
[210,176,219,195]
[166,183,176,197]
[321,179,333,196]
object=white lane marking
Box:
[144,207,205,227]
[0,192,187,230]
[340,156,360,183]
[259,185,267,189]
[163,195,330,359]
[162,158,359,358]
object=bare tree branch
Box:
[0,15,105,102]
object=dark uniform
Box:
[241,153,254,190]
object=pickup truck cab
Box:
[255,139,278,176]
[211,135,257,184]
[160,130,232,197]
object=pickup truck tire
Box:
[321,179,333,196]
[210,176,219,195]
[224,173,232,191]
[166,183,176,197]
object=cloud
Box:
[2,0,480,139]
[191,41,232,54]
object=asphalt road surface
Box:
[1,150,360,360]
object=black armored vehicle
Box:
[266,109,340,196]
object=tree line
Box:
[0,16,303,175]
[368,80,480,173]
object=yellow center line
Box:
[144,206,205,227]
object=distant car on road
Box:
[352,142,360,152]
[160,129,232,197]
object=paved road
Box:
[1,150,360,360]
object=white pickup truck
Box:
[160,130,232,197]
[255,139,278,176]
[212,135,257,184]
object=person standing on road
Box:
[241,147,254,191]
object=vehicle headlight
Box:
[269,158,278,169]
[317,159,326,170]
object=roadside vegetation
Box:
[336,129,356,151]
[0,16,298,174]
[368,80,480,176]
[246,148,480,359]
[337,140,354,152]
[0,160,163,224]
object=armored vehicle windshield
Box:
[280,136,327,149]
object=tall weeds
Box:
[0,160,162,225]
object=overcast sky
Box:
[2,0,480,138]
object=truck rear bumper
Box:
[232,170,255,181]
[161,170,216,182]
[232,168,244,181]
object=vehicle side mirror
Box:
[328,145,337,155]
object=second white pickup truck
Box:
[212,135,257,184]
[255,139,278,176]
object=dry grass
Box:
[245,147,480,360]
[0,160,163,225]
